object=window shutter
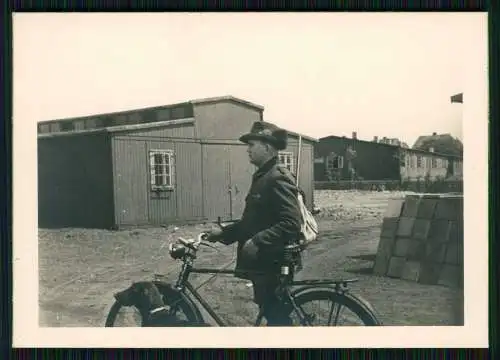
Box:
[149,151,156,186]
[163,153,168,186]
[170,152,175,186]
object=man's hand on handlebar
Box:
[205,227,223,243]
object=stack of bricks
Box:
[373,193,463,288]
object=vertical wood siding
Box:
[173,141,204,221]
[112,138,149,226]
[202,144,232,222]
[193,101,262,221]
[229,144,254,220]
[112,123,200,226]
[281,137,315,209]
[110,114,316,226]
[40,107,317,228]
[193,102,262,140]
[122,122,195,139]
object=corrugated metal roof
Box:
[38,118,196,139]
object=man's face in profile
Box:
[246,139,270,167]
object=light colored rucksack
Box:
[297,190,319,249]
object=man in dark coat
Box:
[207,121,303,326]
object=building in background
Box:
[413,132,463,157]
[314,133,400,182]
[376,136,409,148]
[38,96,317,229]
[399,146,462,181]
[314,132,463,183]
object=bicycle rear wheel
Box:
[104,282,202,327]
[289,288,381,326]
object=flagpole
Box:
[296,135,302,186]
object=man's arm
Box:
[251,175,302,248]
[219,220,245,245]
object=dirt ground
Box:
[38,190,463,327]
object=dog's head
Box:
[114,281,165,312]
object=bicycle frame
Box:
[181,267,236,326]
[158,230,362,327]
[171,263,359,327]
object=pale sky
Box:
[14,13,484,146]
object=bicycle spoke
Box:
[327,301,342,325]
[288,289,380,326]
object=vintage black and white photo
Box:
[12,12,488,348]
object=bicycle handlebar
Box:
[178,232,209,249]
[169,232,219,261]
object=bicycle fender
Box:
[152,281,205,323]
[290,285,337,297]
[345,292,380,319]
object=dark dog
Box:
[114,281,210,327]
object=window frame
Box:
[425,157,432,169]
[325,153,344,171]
[278,151,295,174]
[149,149,175,191]
[416,155,423,168]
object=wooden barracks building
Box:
[314,132,463,183]
[38,96,317,229]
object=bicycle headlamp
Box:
[169,242,187,260]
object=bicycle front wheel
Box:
[104,282,202,327]
[290,289,381,326]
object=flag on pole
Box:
[451,93,463,103]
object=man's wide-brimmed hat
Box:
[239,121,288,150]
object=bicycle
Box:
[105,229,382,327]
